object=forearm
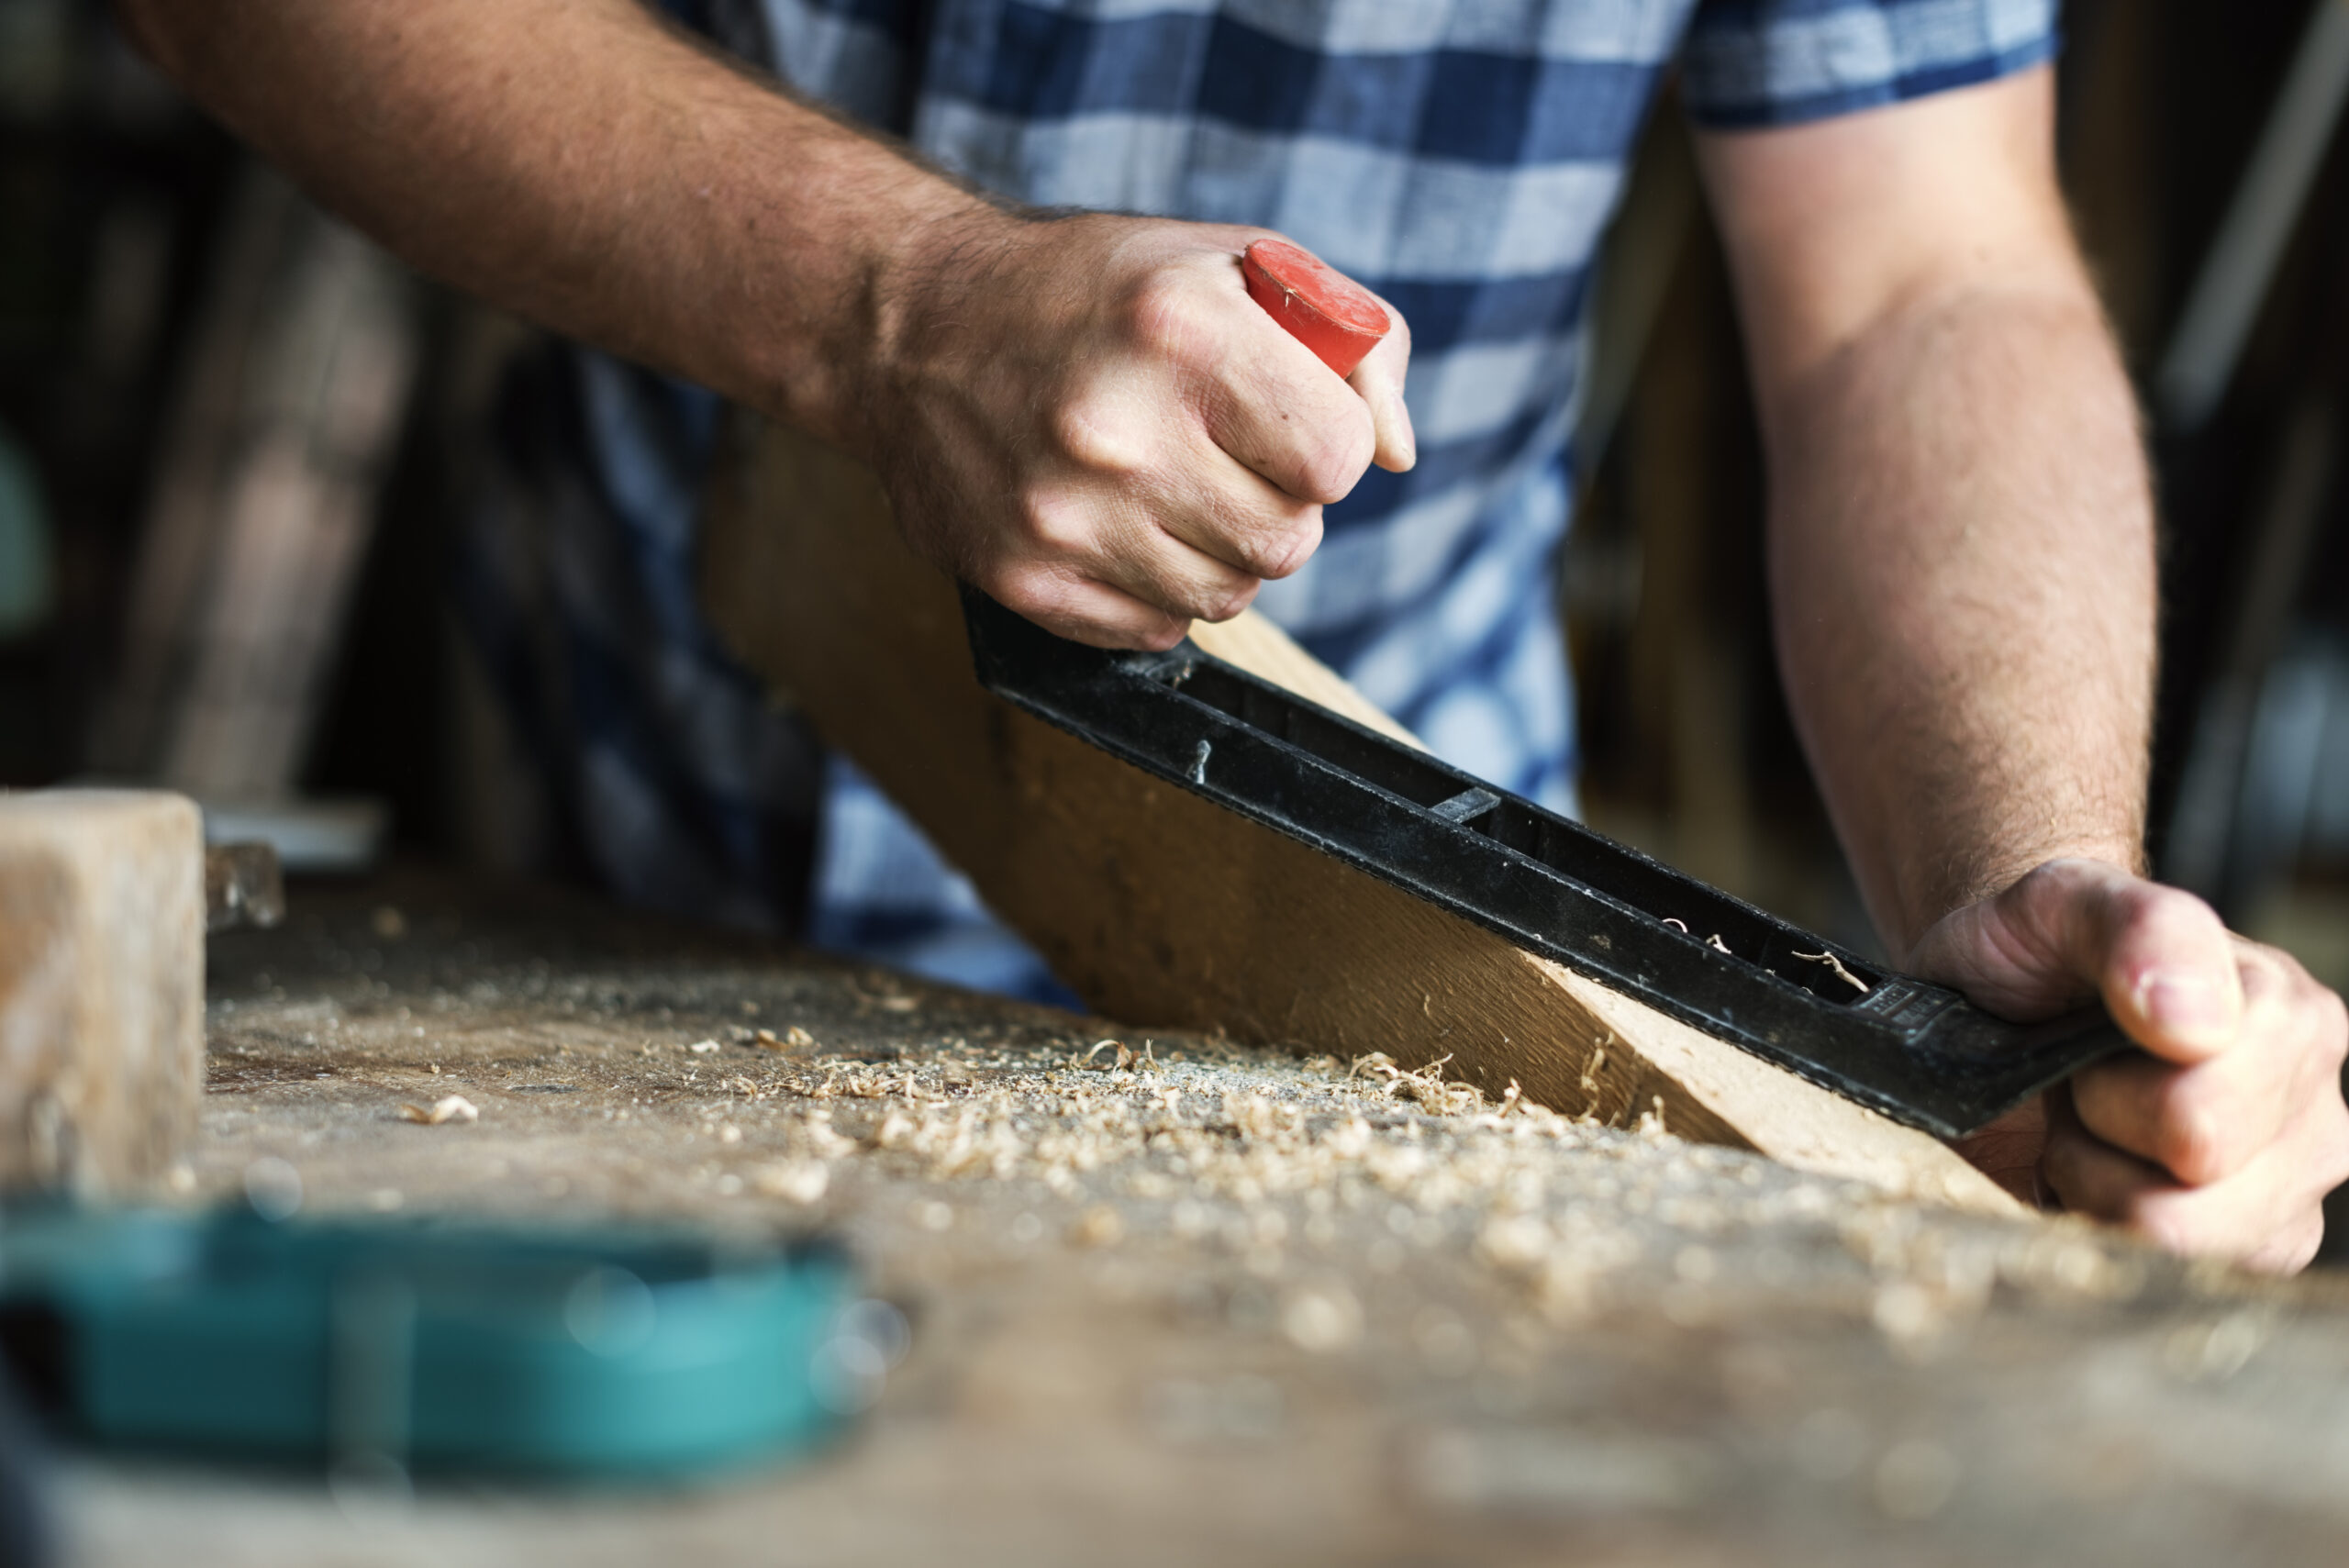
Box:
[1764,279,2155,958]
[118,0,988,446]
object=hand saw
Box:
[956,239,2126,1140]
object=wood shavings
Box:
[852,977,920,1012]
[651,1010,1670,1315]
[1792,951,1872,994]
[1353,1052,1481,1114]
[1637,1095,1670,1139]
[398,1094,478,1126]
[804,1108,856,1159]
[688,1039,719,1054]
[1279,1281,1364,1352]
[752,1160,829,1204]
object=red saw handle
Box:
[1241,238,1389,378]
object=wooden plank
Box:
[698,419,2015,1211]
[0,790,205,1195]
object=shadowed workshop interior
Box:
[3,2,2349,1563]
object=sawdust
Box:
[397,1094,478,1126]
[630,1028,1836,1316]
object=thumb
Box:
[1938,859,2243,1065]
[1348,300,1414,473]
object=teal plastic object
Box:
[0,1207,864,1479]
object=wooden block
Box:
[699,421,2015,1213]
[0,790,205,1194]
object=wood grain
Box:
[699,419,2014,1211]
[0,789,205,1194]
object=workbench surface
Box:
[59,873,2349,1567]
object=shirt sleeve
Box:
[1680,0,2059,130]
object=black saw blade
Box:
[961,586,2128,1140]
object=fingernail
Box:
[2133,970,2234,1047]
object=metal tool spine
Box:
[962,586,2126,1139]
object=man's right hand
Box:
[117,1,1408,650]
[855,211,1416,649]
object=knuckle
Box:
[1125,270,1210,362]
[2153,1094,2230,1184]
[1291,423,1374,504]
[2275,1215,2325,1274]
[1017,491,1092,560]
[1202,579,1259,622]
[1049,398,1145,476]
[2115,882,2222,953]
[1220,508,1319,582]
[1167,572,1252,625]
[1135,614,1189,651]
[987,563,1074,628]
[2321,988,2349,1065]
[1252,514,1322,580]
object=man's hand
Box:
[858,212,1415,650]
[1693,73,2349,1268]
[1910,859,2349,1273]
[118,3,1412,653]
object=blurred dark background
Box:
[0,2,2344,1218]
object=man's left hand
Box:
[1909,858,2349,1273]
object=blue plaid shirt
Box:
[457,0,2056,1000]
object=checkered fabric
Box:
[456,0,2055,1001]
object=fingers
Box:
[2039,1081,2178,1220]
[1141,450,1326,586]
[1083,505,1270,626]
[2067,1051,2263,1188]
[883,215,1409,641]
[1113,246,1377,513]
[2043,1075,2349,1273]
[1919,859,2349,1273]
[983,563,1190,651]
[988,476,1283,646]
[1152,247,1398,575]
[2068,941,2323,1184]
[1193,310,1380,508]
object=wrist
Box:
[713,115,1010,456]
[830,195,1027,453]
